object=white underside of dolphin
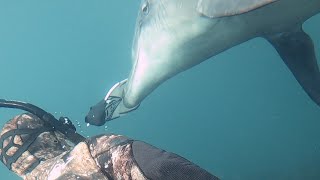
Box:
[92,0,320,124]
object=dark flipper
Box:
[265,26,320,106]
[85,99,107,126]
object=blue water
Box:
[0,1,319,179]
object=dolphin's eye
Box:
[141,1,149,15]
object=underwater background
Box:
[0,1,319,179]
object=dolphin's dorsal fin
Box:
[265,26,320,106]
[197,0,278,18]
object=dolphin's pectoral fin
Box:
[196,0,278,18]
[265,27,320,106]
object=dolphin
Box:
[86,0,320,126]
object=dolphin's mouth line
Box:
[125,27,142,106]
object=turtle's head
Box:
[123,0,210,108]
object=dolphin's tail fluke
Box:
[265,25,320,106]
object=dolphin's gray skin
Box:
[86,0,320,125]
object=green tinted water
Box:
[0,1,319,179]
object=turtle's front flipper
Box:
[265,26,320,106]
[85,79,140,126]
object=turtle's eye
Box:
[141,1,149,15]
